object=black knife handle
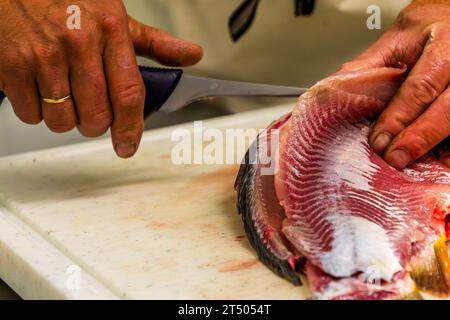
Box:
[140,66,183,118]
[0,66,183,119]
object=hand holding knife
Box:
[0,67,307,118]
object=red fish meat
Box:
[235,66,450,299]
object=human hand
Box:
[0,0,203,158]
[339,0,450,169]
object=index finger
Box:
[103,14,145,158]
[128,16,203,67]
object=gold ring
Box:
[42,95,72,104]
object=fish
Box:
[235,66,450,299]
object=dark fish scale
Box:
[235,142,302,286]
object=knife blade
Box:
[0,66,307,118]
[158,72,307,114]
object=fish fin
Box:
[410,235,450,296]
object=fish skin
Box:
[235,66,450,299]
[235,159,301,285]
[235,114,302,285]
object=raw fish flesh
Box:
[235,66,450,299]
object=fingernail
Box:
[372,133,392,153]
[115,143,137,158]
[387,149,411,169]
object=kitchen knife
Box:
[0,66,307,118]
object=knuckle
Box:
[45,83,69,99]
[428,21,450,41]
[65,31,83,46]
[101,14,124,33]
[406,75,440,106]
[381,112,410,134]
[3,65,30,79]
[83,107,113,129]
[62,31,90,53]
[114,120,144,136]
[400,128,440,158]
[92,109,113,128]
[395,9,419,30]
[426,38,450,65]
[114,82,145,111]
[1,52,33,78]
[400,133,430,158]
[34,45,62,65]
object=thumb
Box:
[127,16,203,67]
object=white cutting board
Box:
[0,104,311,300]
